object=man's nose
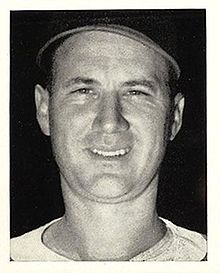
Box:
[92,96,129,133]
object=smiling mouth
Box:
[90,147,130,158]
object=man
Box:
[10,19,207,261]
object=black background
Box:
[10,10,206,237]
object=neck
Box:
[43,176,165,261]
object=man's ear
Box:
[35,84,50,136]
[170,93,185,141]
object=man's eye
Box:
[68,88,98,102]
[73,88,93,95]
[127,90,150,96]
[129,90,142,96]
[69,88,98,97]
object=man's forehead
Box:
[52,31,170,86]
[37,24,180,79]
[54,30,167,63]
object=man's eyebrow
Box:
[63,77,100,87]
[122,80,156,88]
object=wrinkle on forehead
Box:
[52,31,170,89]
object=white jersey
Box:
[10,217,207,261]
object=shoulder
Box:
[162,218,207,261]
[10,218,68,261]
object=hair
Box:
[167,63,180,99]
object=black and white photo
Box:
[10,10,207,261]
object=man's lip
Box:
[86,146,132,159]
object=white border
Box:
[1,0,220,272]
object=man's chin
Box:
[80,174,134,203]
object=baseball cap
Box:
[36,23,180,79]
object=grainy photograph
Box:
[10,10,206,261]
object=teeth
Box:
[91,148,129,157]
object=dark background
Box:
[10,10,206,237]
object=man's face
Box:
[36,31,184,203]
